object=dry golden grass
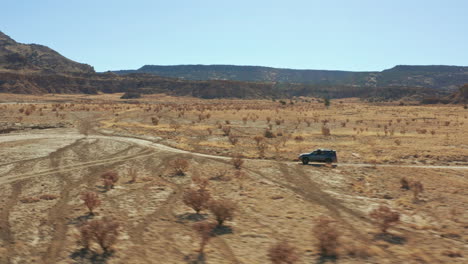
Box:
[0,93,466,264]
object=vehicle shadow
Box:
[301,163,338,168]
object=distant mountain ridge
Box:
[114,64,468,90]
[0,30,466,102]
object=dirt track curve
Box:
[0,129,466,185]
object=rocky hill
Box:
[115,64,468,90]
[0,31,94,74]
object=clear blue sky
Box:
[2,0,467,72]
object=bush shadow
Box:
[184,252,205,264]
[70,248,113,264]
[374,233,407,245]
[212,225,233,236]
[316,255,337,264]
[68,214,94,225]
[176,213,208,223]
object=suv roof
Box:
[316,149,335,152]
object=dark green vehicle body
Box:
[298,149,337,164]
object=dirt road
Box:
[1,129,466,180]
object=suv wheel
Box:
[302,157,309,165]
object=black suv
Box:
[298,149,337,164]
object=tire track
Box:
[0,182,22,264]
[0,148,155,186]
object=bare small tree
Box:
[228,134,239,145]
[257,142,268,158]
[321,125,331,136]
[193,220,217,254]
[79,217,120,253]
[208,199,236,226]
[253,135,264,145]
[400,177,410,190]
[267,241,300,264]
[101,171,119,190]
[231,155,244,170]
[233,170,247,190]
[313,217,340,257]
[222,126,231,136]
[183,187,211,214]
[411,181,424,201]
[170,158,189,176]
[80,191,101,215]
[128,167,138,183]
[370,206,400,233]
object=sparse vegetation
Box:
[101,171,119,190]
[183,187,211,214]
[80,191,101,215]
[313,217,340,257]
[370,206,400,233]
[170,158,190,176]
[207,199,236,226]
[267,241,300,264]
[78,217,120,253]
[231,155,244,170]
[0,94,466,264]
[411,181,424,201]
[193,220,216,254]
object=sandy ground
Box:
[0,94,467,264]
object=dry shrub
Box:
[313,217,340,257]
[370,206,400,233]
[233,170,247,190]
[209,170,230,181]
[228,134,239,145]
[193,220,217,253]
[231,156,244,170]
[183,187,211,214]
[416,128,427,134]
[253,135,264,145]
[79,217,119,252]
[222,126,231,136]
[128,167,138,183]
[294,135,304,142]
[267,241,300,264]
[170,158,189,176]
[411,181,424,200]
[321,126,331,136]
[101,171,119,190]
[400,177,410,190]
[442,250,463,258]
[151,117,159,125]
[20,197,40,203]
[80,191,101,215]
[39,194,59,200]
[208,199,236,226]
[192,175,210,189]
[257,142,268,157]
[264,129,276,138]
